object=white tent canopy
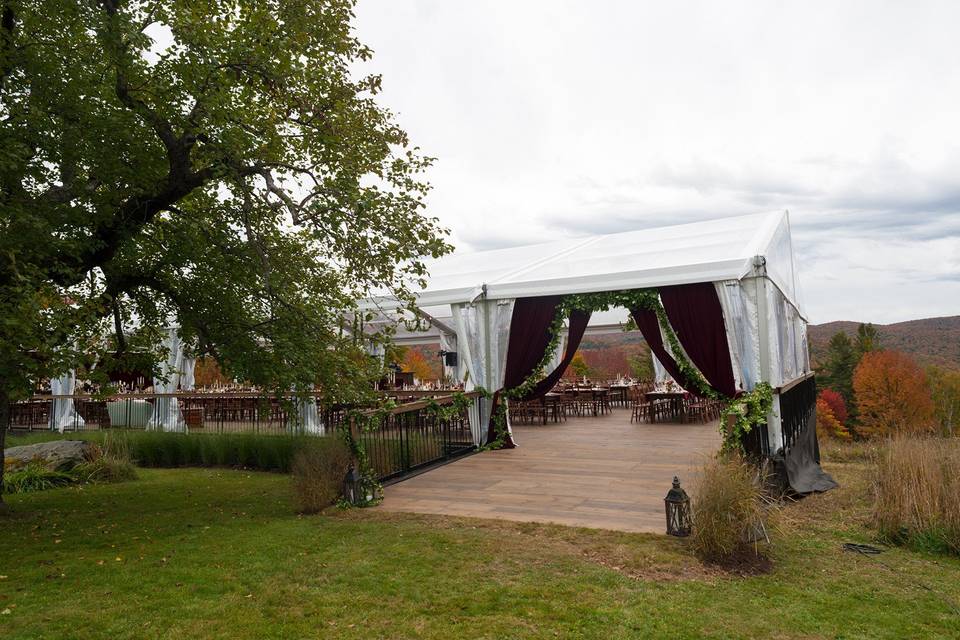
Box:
[362,211,805,319]
[361,211,812,456]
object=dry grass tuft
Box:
[873,436,960,555]
[690,454,775,567]
[290,437,353,514]
[819,438,882,464]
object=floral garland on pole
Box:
[503,288,773,454]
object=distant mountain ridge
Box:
[577,316,960,372]
[808,316,960,371]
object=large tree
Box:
[853,350,935,437]
[0,0,449,509]
[820,331,857,409]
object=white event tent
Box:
[361,211,831,492]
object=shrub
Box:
[816,397,851,441]
[291,437,354,513]
[853,350,935,437]
[70,433,138,484]
[818,389,848,427]
[873,436,960,555]
[690,455,773,563]
[72,456,138,484]
[3,461,75,494]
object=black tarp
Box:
[781,411,838,494]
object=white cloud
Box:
[353,0,960,323]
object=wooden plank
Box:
[378,408,720,533]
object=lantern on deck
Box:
[664,476,692,537]
[343,465,363,506]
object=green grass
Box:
[1,459,959,638]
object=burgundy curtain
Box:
[659,283,738,397]
[629,306,691,390]
[489,296,564,447]
[519,308,592,401]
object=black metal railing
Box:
[740,415,770,460]
[8,390,480,483]
[7,392,354,436]
[779,373,817,455]
[350,393,478,482]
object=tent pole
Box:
[481,285,493,445]
[753,257,783,456]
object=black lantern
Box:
[343,465,363,506]
[664,476,692,537]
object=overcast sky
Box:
[353,0,960,324]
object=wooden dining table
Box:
[567,387,610,416]
[608,384,630,407]
[644,391,688,422]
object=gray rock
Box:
[4,440,95,473]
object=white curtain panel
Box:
[651,352,672,386]
[546,332,567,377]
[765,283,808,387]
[49,370,85,433]
[715,280,761,392]
[656,308,692,386]
[181,357,196,391]
[148,328,186,432]
[297,395,324,436]
[452,298,515,446]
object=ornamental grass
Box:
[112,431,313,472]
[873,436,960,555]
[690,454,774,566]
[290,437,354,513]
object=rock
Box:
[4,440,95,473]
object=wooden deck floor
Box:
[378,409,721,533]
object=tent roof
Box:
[363,210,805,316]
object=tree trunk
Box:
[0,385,9,514]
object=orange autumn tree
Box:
[853,350,935,437]
[568,351,592,380]
[402,349,437,383]
[194,357,232,388]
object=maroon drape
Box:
[629,306,692,390]
[518,308,592,401]
[489,296,564,447]
[659,283,738,397]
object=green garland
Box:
[506,290,662,400]
[482,401,510,451]
[718,382,774,455]
[502,288,772,454]
[339,390,495,506]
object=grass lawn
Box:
[1,455,959,639]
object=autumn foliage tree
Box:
[818,389,848,427]
[853,350,935,437]
[402,349,436,383]
[568,351,592,380]
[821,332,858,409]
[816,397,851,441]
